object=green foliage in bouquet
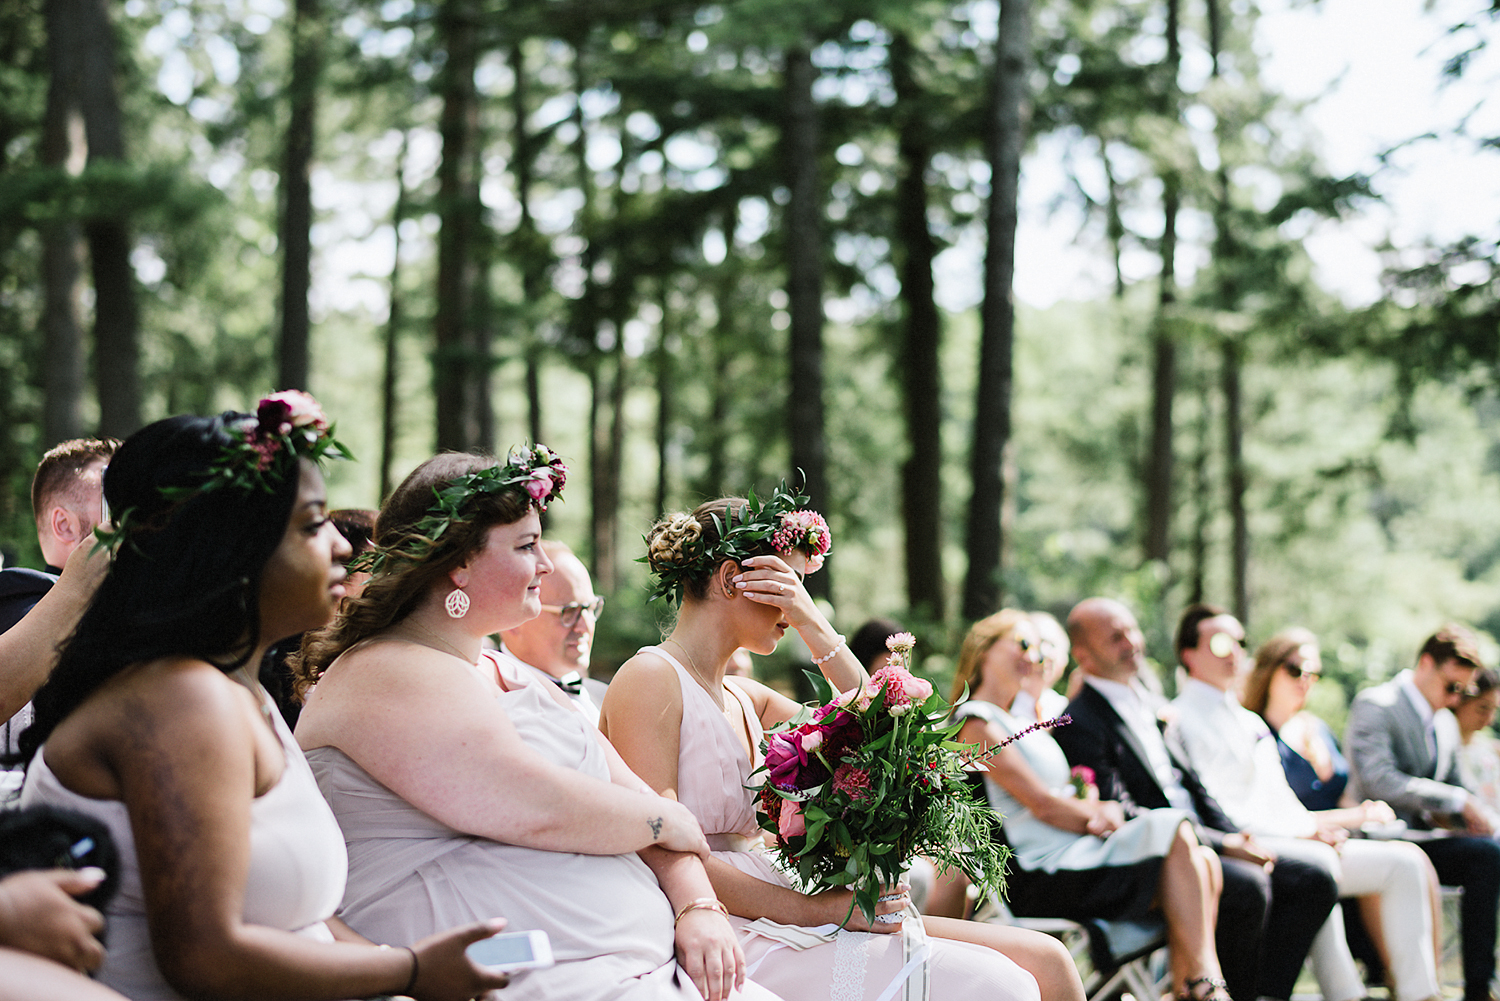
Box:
[751,634,1012,926]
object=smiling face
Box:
[501,544,598,679]
[456,510,554,634]
[978,618,1042,706]
[258,461,352,643]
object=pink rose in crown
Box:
[778,800,806,839]
[525,469,555,501]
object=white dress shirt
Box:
[1167,677,1318,838]
[1083,675,1198,814]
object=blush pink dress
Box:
[643,646,1041,1001]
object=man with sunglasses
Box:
[1169,605,1443,1001]
[498,541,609,723]
[1347,624,1500,1001]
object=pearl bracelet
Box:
[812,636,846,666]
[674,897,729,926]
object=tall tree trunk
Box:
[1223,336,1247,622]
[601,345,626,591]
[655,281,672,517]
[77,0,138,438]
[1102,145,1126,299]
[1143,0,1182,566]
[962,0,1030,622]
[703,205,737,496]
[41,0,87,446]
[510,43,545,448]
[277,0,321,392]
[380,130,410,502]
[1189,377,1211,604]
[433,0,481,451]
[783,44,829,599]
[891,33,945,623]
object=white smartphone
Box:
[465,929,554,974]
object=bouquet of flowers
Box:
[1069,765,1097,799]
[752,634,1011,926]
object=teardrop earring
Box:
[445,588,470,618]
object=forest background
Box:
[1,0,1497,724]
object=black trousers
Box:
[1217,852,1339,1001]
[1418,835,1500,1001]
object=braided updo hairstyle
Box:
[645,497,763,602]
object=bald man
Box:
[1055,597,1338,1001]
[498,541,608,723]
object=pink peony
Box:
[777,800,806,839]
[525,469,554,501]
[869,666,933,709]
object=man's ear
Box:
[48,506,82,547]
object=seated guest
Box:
[1,438,116,764]
[1055,597,1338,1001]
[498,540,608,722]
[1169,607,1440,1001]
[16,397,508,1001]
[294,450,775,1001]
[948,609,1228,1001]
[1244,628,1444,1000]
[1454,668,1500,822]
[1010,611,1069,723]
[602,498,1080,1001]
[0,868,127,1001]
[1346,623,1500,1001]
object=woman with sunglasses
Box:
[949,609,1231,1001]
[1243,629,1443,1001]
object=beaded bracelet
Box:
[812,636,846,666]
[674,897,729,926]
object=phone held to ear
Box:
[465,929,554,974]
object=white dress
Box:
[19,691,349,1001]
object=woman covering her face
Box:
[16,395,508,1001]
[599,495,1084,1001]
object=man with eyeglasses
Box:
[1168,605,1443,1001]
[1347,623,1500,1001]
[1056,597,1338,1001]
[498,541,609,723]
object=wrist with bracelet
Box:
[673,896,729,926]
[378,943,419,995]
[812,635,846,667]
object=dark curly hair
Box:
[291,452,533,695]
[16,414,302,766]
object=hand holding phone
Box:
[465,929,554,974]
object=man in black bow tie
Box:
[499,541,609,723]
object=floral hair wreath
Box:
[643,479,833,606]
[353,443,568,577]
[93,390,351,555]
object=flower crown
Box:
[643,481,833,606]
[94,390,350,554]
[355,443,567,577]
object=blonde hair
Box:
[952,608,1032,705]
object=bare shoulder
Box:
[599,649,682,732]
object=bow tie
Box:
[552,671,584,695]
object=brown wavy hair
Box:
[1243,627,1319,717]
[951,608,1031,705]
[291,453,532,696]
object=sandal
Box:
[1179,976,1231,1001]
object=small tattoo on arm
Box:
[648,816,664,839]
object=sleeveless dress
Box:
[952,699,1188,922]
[646,646,1041,1001]
[307,651,782,1001]
[1275,715,1348,811]
[18,685,349,1001]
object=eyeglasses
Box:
[1282,661,1321,681]
[1207,632,1246,659]
[541,596,605,629]
[1445,680,1481,698]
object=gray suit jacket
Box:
[1345,672,1464,828]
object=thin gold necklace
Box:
[667,638,724,710]
[401,619,475,665]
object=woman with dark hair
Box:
[1456,667,1500,816]
[1244,629,1442,1001]
[947,610,1228,1001]
[16,394,509,1001]
[600,494,1083,1001]
[293,448,775,1001]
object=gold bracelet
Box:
[673,896,728,926]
